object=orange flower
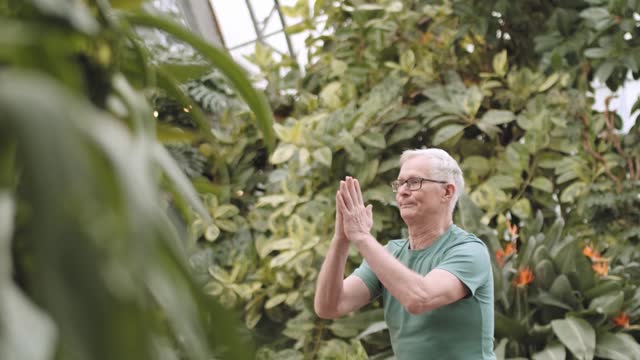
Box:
[504,242,516,256]
[495,242,516,267]
[582,245,601,261]
[495,250,505,267]
[513,267,534,287]
[592,261,609,276]
[613,312,630,328]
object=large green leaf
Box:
[493,50,508,76]
[312,146,332,167]
[531,343,566,360]
[270,143,297,164]
[531,290,574,311]
[588,291,624,316]
[123,12,276,151]
[530,177,554,193]
[595,332,640,360]
[495,311,528,340]
[329,309,384,338]
[153,67,219,147]
[494,338,508,360]
[355,321,387,340]
[543,217,564,248]
[29,0,99,33]
[551,317,595,360]
[433,124,465,145]
[157,62,212,84]
[5,173,60,360]
[387,121,423,145]
[0,285,57,360]
[0,70,252,360]
[109,0,145,10]
[358,131,386,149]
[533,260,557,290]
[479,109,516,126]
[549,275,578,309]
[583,281,622,301]
[584,47,611,59]
[594,60,616,83]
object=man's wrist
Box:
[351,233,374,248]
[331,234,350,249]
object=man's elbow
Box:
[405,303,426,315]
[314,306,340,319]
[404,296,431,315]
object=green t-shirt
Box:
[353,225,496,360]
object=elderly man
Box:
[314,148,495,359]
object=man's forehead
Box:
[398,156,434,177]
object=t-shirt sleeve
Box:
[435,240,491,296]
[351,240,400,300]
[351,259,383,300]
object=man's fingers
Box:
[354,179,364,206]
[337,189,349,213]
[340,179,354,209]
[335,191,343,219]
[345,177,360,207]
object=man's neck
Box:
[407,216,453,250]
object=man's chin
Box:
[399,208,418,221]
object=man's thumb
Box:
[366,204,373,216]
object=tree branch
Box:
[603,96,635,179]
[580,114,622,192]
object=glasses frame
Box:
[391,177,447,192]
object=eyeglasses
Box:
[391,177,447,192]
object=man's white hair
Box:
[399,148,465,212]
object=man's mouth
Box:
[399,203,416,208]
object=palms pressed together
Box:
[335,177,373,245]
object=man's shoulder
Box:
[448,225,488,249]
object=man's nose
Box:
[396,183,411,196]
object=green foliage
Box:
[189,0,640,358]
[0,0,277,359]
[9,0,632,358]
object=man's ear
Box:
[443,183,455,201]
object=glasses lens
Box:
[391,181,399,192]
[407,178,420,190]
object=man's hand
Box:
[333,190,348,243]
[337,177,373,245]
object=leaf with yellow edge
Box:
[312,147,332,167]
[493,50,508,77]
[204,224,220,242]
[264,294,287,309]
[538,73,560,92]
[270,143,297,164]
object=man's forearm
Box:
[314,236,350,318]
[354,234,429,311]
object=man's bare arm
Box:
[314,236,371,319]
[315,189,371,319]
[354,235,467,314]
